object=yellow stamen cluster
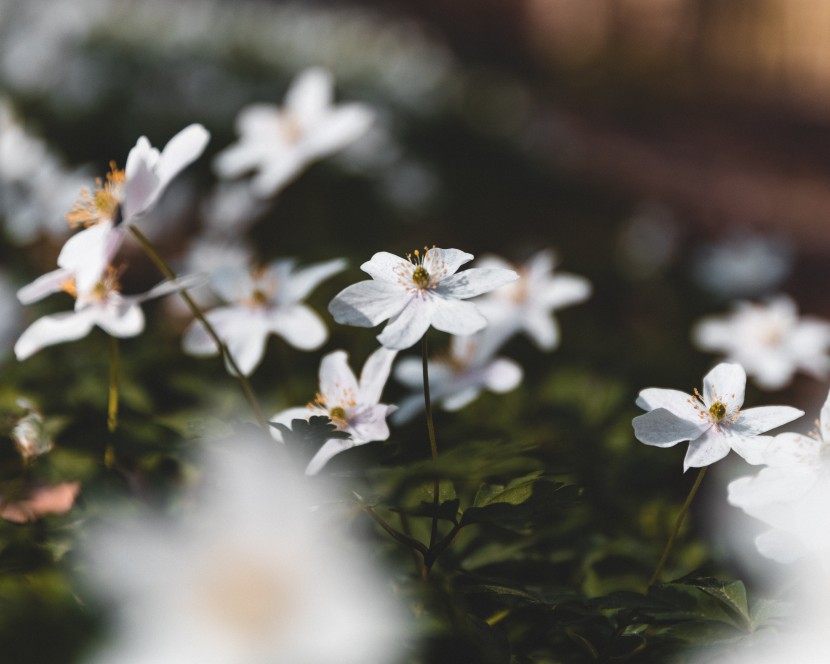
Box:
[66,162,125,229]
[688,385,739,428]
[395,245,446,293]
[308,389,356,429]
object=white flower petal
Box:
[729,433,775,465]
[762,432,823,467]
[348,404,394,443]
[390,395,424,424]
[683,427,731,471]
[269,305,329,351]
[442,387,481,411]
[429,297,487,337]
[360,252,410,283]
[212,141,263,179]
[282,258,347,303]
[425,248,473,278]
[303,104,373,158]
[540,273,592,308]
[155,124,210,191]
[636,388,702,421]
[15,310,96,360]
[123,148,161,220]
[632,408,705,448]
[319,350,359,405]
[211,266,256,304]
[358,347,397,405]
[522,309,559,350]
[305,438,354,476]
[753,529,804,564]
[820,390,830,440]
[702,362,746,408]
[328,280,408,327]
[438,267,518,299]
[17,268,73,305]
[392,357,424,389]
[734,405,803,436]
[95,303,145,338]
[483,358,523,393]
[377,299,432,350]
[250,153,304,197]
[224,318,271,376]
[136,273,208,303]
[57,221,122,296]
[285,67,333,123]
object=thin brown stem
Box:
[105,335,119,468]
[648,466,708,587]
[129,226,266,427]
[422,335,441,555]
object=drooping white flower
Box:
[57,124,209,296]
[693,295,830,391]
[727,389,830,563]
[328,246,518,350]
[632,363,803,472]
[392,333,522,423]
[473,249,591,356]
[271,347,397,474]
[214,67,374,198]
[14,270,203,360]
[80,437,405,664]
[182,258,346,376]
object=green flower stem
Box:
[648,466,708,587]
[421,335,441,555]
[129,226,267,427]
[105,335,119,467]
[360,501,428,557]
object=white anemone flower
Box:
[81,438,405,664]
[473,249,591,356]
[271,347,397,475]
[728,389,830,563]
[328,246,518,350]
[632,363,803,472]
[392,333,522,423]
[693,295,830,391]
[182,258,346,376]
[213,67,374,198]
[57,124,209,296]
[14,270,203,360]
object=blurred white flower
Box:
[15,270,203,360]
[11,398,52,460]
[58,123,209,296]
[271,347,397,474]
[393,333,522,423]
[728,389,830,564]
[474,249,591,357]
[200,181,267,234]
[214,67,374,198]
[182,258,346,375]
[81,437,404,664]
[693,295,830,391]
[692,230,793,299]
[328,246,518,350]
[633,363,803,472]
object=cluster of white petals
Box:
[693,295,830,390]
[633,363,803,472]
[271,347,397,474]
[214,67,374,198]
[81,438,404,664]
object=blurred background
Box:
[3,0,830,661]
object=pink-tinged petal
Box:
[329,280,408,327]
[282,258,347,303]
[734,405,804,436]
[17,268,73,305]
[762,432,822,468]
[250,153,304,197]
[15,310,96,360]
[155,124,210,190]
[442,387,481,411]
[729,434,775,465]
[319,350,359,405]
[683,427,731,471]
[360,252,410,283]
[377,299,431,350]
[348,404,394,443]
[483,358,523,393]
[269,304,329,351]
[303,104,373,157]
[286,67,333,124]
[95,303,145,338]
[269,406,314,442]
[358,347,397,405]
[702,362,746,408]
[0,482,80,524]
[540,273,592,308]
[429,297,488,337]
[522,309,559,350]
[426,248,474,278]
[305,438,355,476]
[632,408,706,448]
[636,388,702,421]
[438,267,518,299]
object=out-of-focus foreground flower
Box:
[80,437,405,664]
[328,246,518,350]
[271,347,398,474]
[633,362,803,471]
[693,295,830,390]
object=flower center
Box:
[329,406,347,423]
[393,246,447,293]
[412,265,430,287]
[251,289,269,306]
[689,386,739,427]
[66,161,125,229]
[709,401,727,420]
